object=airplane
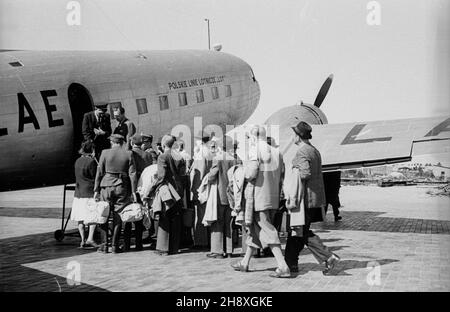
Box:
[0,49,260,191]
[0,50,449,191]
[231,74,450,171]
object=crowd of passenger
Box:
[70,102,342,278]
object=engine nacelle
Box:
[265,102,328,127]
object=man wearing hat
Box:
[284,121,340,275]
[82,102,112,159]
[112,106,136,150]
[141,133,158,163]
[94,134,138,253]
[190,131,213,249]
[121,134,153,251]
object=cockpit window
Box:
[250,67,256,82]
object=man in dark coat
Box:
[122,134,152,251]
[94,134,137,253]
[112,107,136,150]
[284,121,340,275]
[323,171,342,222]
[206,145,238,258]
[141,133,158,164]
[82,103,112,159]
[149,135,183,255]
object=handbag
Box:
[84,199,110,224]
[119,202,144,222]
[182,208,195,228]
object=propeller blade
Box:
[313,74,334,108]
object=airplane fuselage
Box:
[0,50,260,190]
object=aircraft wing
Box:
[305,116,450,171]
[229,116,450,171]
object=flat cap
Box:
[94,102,108,109]
[131,134,143,145]
[291,121,312,139]
[109,134,125,143]
[141,133,153,142]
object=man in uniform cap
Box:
[112,107,136,150]
[155,136,164,156]
[94,134,138,253]
[82,102,112,159]
[284,121,340,275]
[118,134,153,252]
[141,133,158,163]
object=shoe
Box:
[112,246,123,254]
[149,243,156,250]
[269,267,291,278]
[135,245,144,251]
[225,253,233,258]
[288,265,299,273]
[231,261,249,272]
[84,241,98,248]
[334,216,342,222]
[323,254,340,275]
[206,253,225,259]
[154,250,168,256]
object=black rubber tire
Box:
[54,230,64,242]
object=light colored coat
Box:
[283,166,306,227]
[244,140,284,211]
[197,173,218,226]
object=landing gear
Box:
[54,184,76,242]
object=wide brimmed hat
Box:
[291,121,312,139]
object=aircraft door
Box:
[67,83,94,162]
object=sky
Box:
[1,0,449,164]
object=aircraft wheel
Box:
[54,230,64,242]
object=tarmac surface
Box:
[1,184,449,292]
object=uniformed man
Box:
[112,107,136,150]
[141,133,158,164]
[121,134,153,251]
[81,102,112,159]
[94,134,138,253]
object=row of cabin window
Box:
[108,85,232,117]
[160,85,232,111]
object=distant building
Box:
[363,165,394,177]
[427,165,450,181]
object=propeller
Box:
[313,74,334,108]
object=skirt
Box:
[70,197,90,222]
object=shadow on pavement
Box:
[0,231,108,292]
[314,211,450,234]
[292,258,399,277]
